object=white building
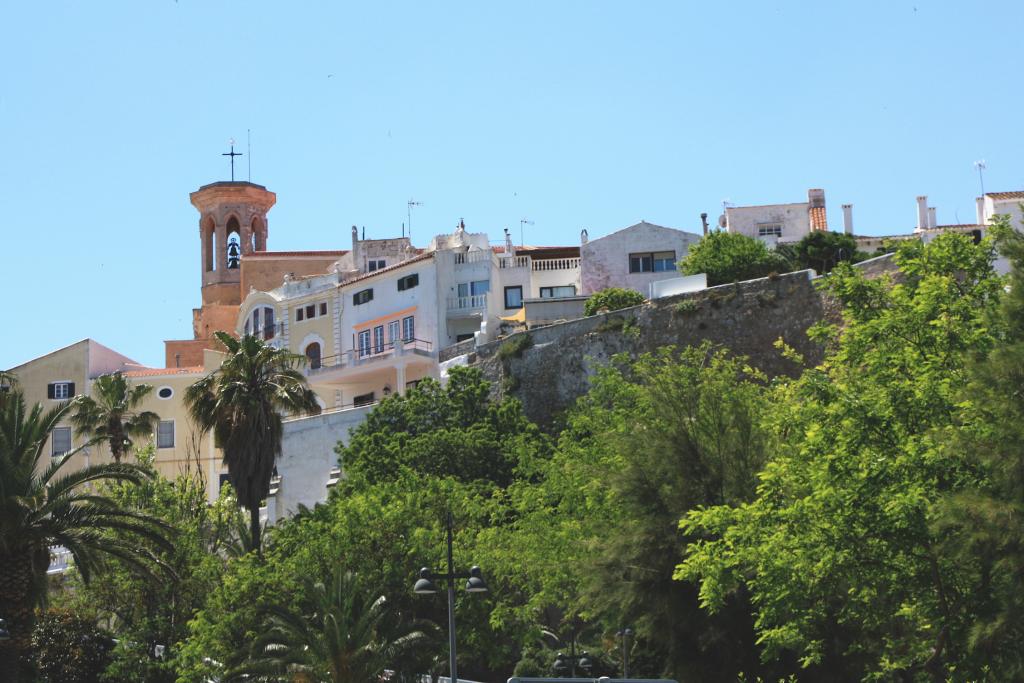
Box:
[724,188,829,245]
[580,221,702,296]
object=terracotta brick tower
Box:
[164,181,276,367]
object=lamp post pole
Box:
[414,511,488,683]
[617,627,634,678]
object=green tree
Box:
[233,569,434,683]
[69,371,159,463]
[792,230,865,275]
[0,392,171,682]
[583,287,645,316]
[31,608,114,683]
[484,344,789,681]
[679,233,1005,679]
[185,332,321,555]
[679,230,791,286]
[932,220,1024,674]
[337,366,549,488]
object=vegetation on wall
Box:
[679,230,792,285]
[583,287,645,316]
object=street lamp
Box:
[552,649,593,678]
[616,627,634,678]
[413,511,488,683]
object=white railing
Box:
[532,257,580,271]
[447,294,488,311]
[499,255,531,269]
[453,250,492,265]
[307,339,434,374]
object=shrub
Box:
[679,230,792,286]
[584,288,645,316]
[32,609,114,683]
[497,333,533,360]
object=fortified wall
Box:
[467,269,831,427]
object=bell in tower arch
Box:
[226,237,241,269]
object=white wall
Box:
[581,221,701,295]
[726,202,810,243]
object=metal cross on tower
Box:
[222,139,243,181]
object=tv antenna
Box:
[407,199,422,239]
[974,160,987,197]
[519,218,534,247]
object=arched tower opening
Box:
[226,216,241,269]
[202,215,216,272]
[251,215,266,252]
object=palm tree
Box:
[185,332,321,555]
[0,391,172,682]
[69,371,160,463]
[232,570,434,682]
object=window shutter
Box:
[67,382,75,396]
[47,383,55,399]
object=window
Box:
[244,319,251,335]
[629,251,677,273]
[319,302,327,316]
[296,301,326,323]
[47,382,75,400]
[157,387,173,400]
[358,330,371,357]
[456,333,475,342]
[472,280,490,295]
[373,325,385,354]
[388,320,400,343]
[305,304,316,319]
[504,286,523,309]
[368,259,386,272]
[397,273,419,291]
[263,307,275,339]
[157,420,175,449]
[353,392,375,407]
[354,289,373,305]
[296,307,304,322]
[51,426,71,457]
[540,285,576,299]
[757,223,783,238]
[402,316,415,341]
[305,342,322,370]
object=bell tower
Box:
[164,181,276,368]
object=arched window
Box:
[203,216,216,272]
[251,216,264,252]
[249,305,277,340]
[305,342,322,370]
[226,216,241,269]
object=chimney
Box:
[580,228,589,245]
[928,207,937,229]
[976,197,986,225]
[916,196,928,231]
[700,212,709,236]
[842,204,853,235]
[505,227,514,254]
[808,188,825,208]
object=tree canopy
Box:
[679,230,791,285]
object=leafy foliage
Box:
[791,230,866,274]
[583,287,645,316]
[337,366,550,488]
[679,230,791,286]
[0,392,171,682]
[679,233,1005,678]
[69,371,159,463]
[32,608,113,683]
[185,332,321,553]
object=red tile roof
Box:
[809,206,828,231]
[986,191,1024,200]
[246,250,348,258]
[123,366,204,378]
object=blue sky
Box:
[2,1,1022,369]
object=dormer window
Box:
[397,273,419,291]
[354,289,374,305]
[368,259,386,272]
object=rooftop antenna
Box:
[247,129,252,182]
[519,218,534,247]
[974,160,987,197]
[222,138,242,182]
[407,199,422,240]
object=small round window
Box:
[157,387,174,400]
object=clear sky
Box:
[2,1,1022,369]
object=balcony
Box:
[453,250,493,265]
[532,257,580,271]
[307,338,435,381]
[446,293,487,317]
[498,255,531,269]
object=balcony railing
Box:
[532,257,580,271]
[308,338,434,374]
[499,255,531,269]
[453,250,492,265]
[447,293,488,312]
